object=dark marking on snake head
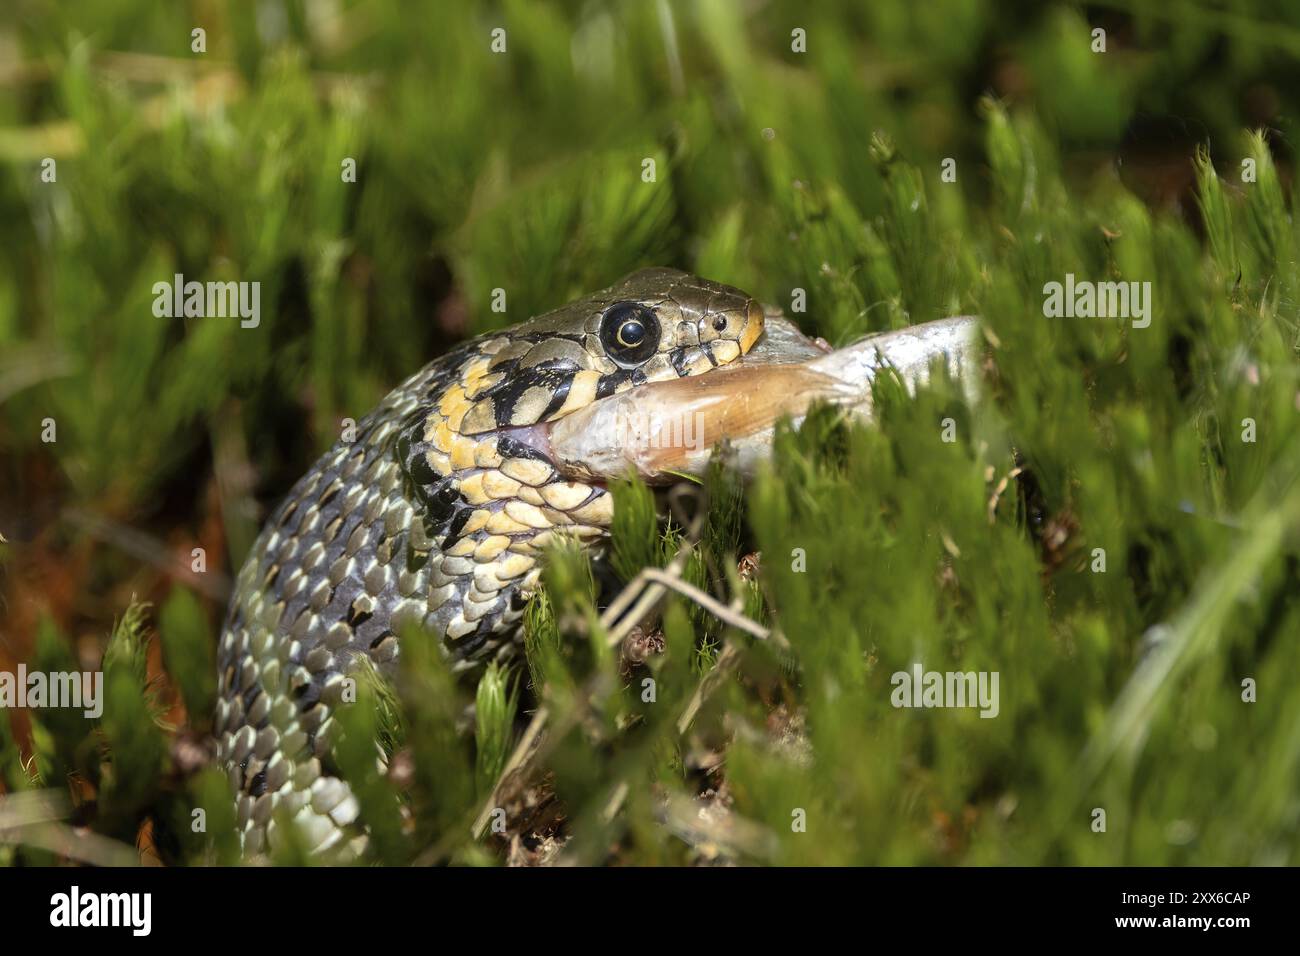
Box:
[419,479,461,525]
[496,434,552,463]
[407,448,437,486]
[596,374,621,399]
[540,372,574,420]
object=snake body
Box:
[215,269,764,854]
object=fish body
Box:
[548,314,980,481]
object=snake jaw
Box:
[543,359,848,482]
[540,313,833,482]
[543,314,981,483]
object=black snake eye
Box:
[599,301,661,367]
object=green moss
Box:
[4,0,1300,866]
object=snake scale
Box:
[215,269,765,854]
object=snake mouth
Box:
[542,313,980,484]
[542,316,851,483]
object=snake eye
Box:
[599,301,661,367]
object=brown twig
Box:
[639,568,770,641]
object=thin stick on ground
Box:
[600,517,703,646]
[639,568,770,641]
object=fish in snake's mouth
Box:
[467,307,835,487]
[539,313,980,484]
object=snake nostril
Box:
[712,315,728,332]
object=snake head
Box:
[394,268,764,526]
[450,268,765,436]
